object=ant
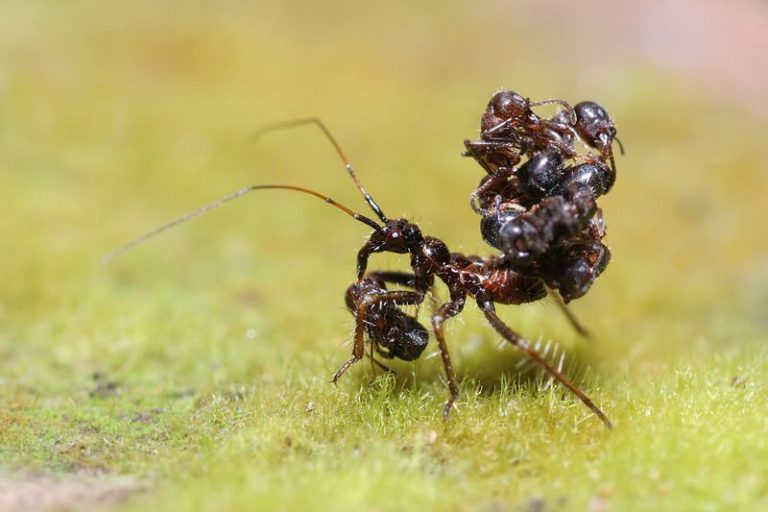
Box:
[462,90,578,176]
[463,91,622,304]
[104,118,612,429]
[464,90,623,176]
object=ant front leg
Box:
[332,289,425,384]
[356,240,384,281]
[477,299,612,428]
[431,289,466,420]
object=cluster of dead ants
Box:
[106,90,621,429]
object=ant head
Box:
[370,218,424,254]
[573,101,618,154]
[488,90,535,122]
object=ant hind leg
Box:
[478,300,612,428]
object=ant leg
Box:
[365,271,418,289]
[530,99,576,124]
[368,344,398,379]
[463,140,498,175]
[365,270,433,318]
[478,300,612,429]
[469,168,515,215]
[482,118,514,137]
[431,292,466,420]
[463,140,522,173]
[549,289,591,338]
[332,290,425,384]
[371,348,396,374]
[355,241,415,281]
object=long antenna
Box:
[103,185,381,263]
[614,135,625,155]
[254,117,389,223]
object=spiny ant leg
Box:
[332,290,425,384]
[478,300,612,429]
[431,291,466,420]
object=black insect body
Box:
[464,90,621,303]
[105,118,612,429]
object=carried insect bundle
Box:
[106,92,621,429]
[463,90,622,304]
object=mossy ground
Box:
[1,2,767,511]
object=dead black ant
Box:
[104,118,612,429]
[463,90,623,176]
[463,91,621,304]
[462,90,580,174]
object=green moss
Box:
[1,2,766,511]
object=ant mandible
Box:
[104,118,612,429]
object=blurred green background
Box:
[1,1,767,511]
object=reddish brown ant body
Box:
[105,118,612,429]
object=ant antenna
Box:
[102,185,381,263]
[253,118,389,224]
[614,135,625,155]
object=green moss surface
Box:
[1,2,767,510]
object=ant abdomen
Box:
[553,161,615,198]
[539,241,611,302]
[518,151,566,197]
